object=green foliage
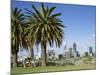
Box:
[25,3,64,66]
[11,7,25,53]
[46,59,75,66]
[11,3,64,67]
[25,3,64,47]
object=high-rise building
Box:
[84,52,89,57]
[65,42,80,58]
[64,45,67,51]
[76,51,80,57]
[89,47,93,53]
[73,42,77,52]
[65,51,70,58]
[47,50,55,59]
[69,47,73,57]
[64,42,69,58]
[89,46,93,56]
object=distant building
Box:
[73,43,80,58]
[64,42,80,58]
[64,44,71,58]
[76,51,80,57]
[47,49,55,59]
[65,47,74,58]
[48,50,55,56]
[73,43,77,52]
[89,46,94,56]
[73,51,80,57]
[58,54,63,59]
[69,47,73,58]
[89,47,93,53]
[65,51,71,58]
[84,52,89,57]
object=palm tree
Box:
[21,27,35,60]
[25,3,64,67]
[21,30,34,68]
[11,7,25,67]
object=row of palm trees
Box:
[11,3,64,67]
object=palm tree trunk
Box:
[31,48,35,67]
[12,39,19,67]
[12,52,17,67]
[31,48,34,60]
[41,43,47,67]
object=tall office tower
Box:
[76,51,80,57]
[63,41,67,52]
[89,47,93,53]
[65,47,71,58]
[64,41,68,58]
[69,47,73,57]
[64,45,69,58]
[64,45,67,52]
[73,42,77,52]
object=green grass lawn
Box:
[11,64,96,75]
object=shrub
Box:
[46,61,56,66]
[17,61,23,67]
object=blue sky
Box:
[11,0,96,56]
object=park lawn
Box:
[11,64,96,75]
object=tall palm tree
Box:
[21,27,35,60]
[25,3,64,67]
[11,7,25,67]
[21,29,35,68]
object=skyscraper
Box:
[89,47,93,53]
[65,47,71,58]
[63,41,67,52]
[64,45,67,51]
[73,42,77,52]
[89,46,93,56]
[69,47,73,57]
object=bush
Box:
[17,61,23,67]
[34,60,41,67]
[47,59,75,66]
[64,60,75,65]
[46,61,56,66]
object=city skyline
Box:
[11,0,96,57]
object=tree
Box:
[21,27,35,60]
[25,3,64,67]
[11,7,25,67]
